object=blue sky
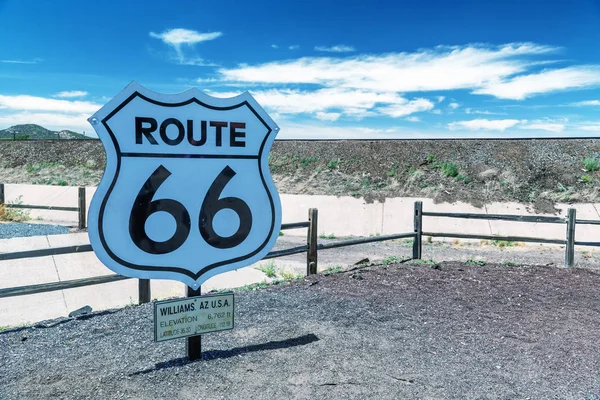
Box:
[2,0,600,138]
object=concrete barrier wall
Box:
[4,183,600,241]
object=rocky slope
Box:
[1,138,600,213]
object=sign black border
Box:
[98,91,277,281]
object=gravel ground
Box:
[0,222,71,239]
[1,261,600,399]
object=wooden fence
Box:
[0,207,418,302]
[0,183,87,229]
[1,200,599,305]
[413,201,600,268]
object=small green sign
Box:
[154,292,234,342]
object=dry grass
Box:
[0,197,30,222]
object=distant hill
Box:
[0,124,89,140]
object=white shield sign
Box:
[87,82,282,288]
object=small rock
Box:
[478,168,498,180]
[69,305,93,318]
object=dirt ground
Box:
[1,258,600,400]
[266,235,600,277]
[2,139,600,398]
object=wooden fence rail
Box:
[0,183,87,229]
[416,201,593,268]
[0,207,421,301]
[2,200,600,305]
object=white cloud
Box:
[149,28,221,65]
[406,116,420,122]
[581,126,600,131]
[53,90,88,98]
[149,28,221,46]
[314,45,355,53]
[436,96,445,103]
[448,102,459,109]
[465,108,499,115]
[315,112,341,121]
[289,45,299,50]
[0,94,102,132]
[448,118,567,132]
[448,119,521,131]
[473,66,600,100]
[520,122,565,132]
[580,123,600,132]
[377,98,434,117]
[0,94,100,114]
[216,43,559,95]
[207,88,432,119]
[278,123,395,139]
[196,77,219,83]
[1,58,42,64]
[570,100,600,106]
[271,44,279,49]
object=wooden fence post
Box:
[307,208,318,275]
[0,183,4,205]
[565,208,576,268]
[413,201,423,259]
[78,187,86,230]
[186,286,202,361]
[138,279,151,304]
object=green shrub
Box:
[491,240,516,248]
[327,160,340,169]
[455,174,471,184]
[440,161,459,177]
[279,269,301,280]
[466,259,487,266]
[300,156,318,167]
[323,265,344,275]
[319,233,336,239]
[386,163,399,177]
[583,157,600,172]
[381,256,403,265]
[411,259,437,265]
[255,261,277,278]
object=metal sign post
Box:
[186,286,202,360]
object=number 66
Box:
[128,165,252,255]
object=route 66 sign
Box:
[87,82,282,289]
